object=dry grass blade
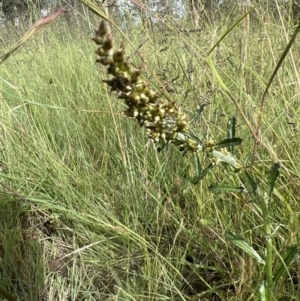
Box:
[79,0,112,23]
[0,7,66,64]
[78,0,129,41]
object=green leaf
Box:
[206,7,254,92]
[214,138,242,149]
[262,21,300,102]
[227,117,236,153]
[171,75,180,82]
[273,245,298,285]
[241,172,257,195]
[227,117,236,139]
[267,163,280,197]
[191,163,214,184]
[207,8,255,56]
[225,231,264,264]
[184,132,204,144]
[193,153,202,177]
[208,184,244,193]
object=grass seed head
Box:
[95,21,108,37]
[93,21,191,147]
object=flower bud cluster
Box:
[93,21,200,152]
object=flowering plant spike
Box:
[93,21,241,169]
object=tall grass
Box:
[0,3,299,301]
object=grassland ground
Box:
[0,5,299,301]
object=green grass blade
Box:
[190,103,209,124]
[206,57,229,92]
[273,245,298,286]
[193,152,202,177]
[262,21,300,100]
[206,7,254,91]
[0,286,18,301]
[207,7,255,56]
[225,232,264,264]
[241,172,257,195]
[191,163,214,184]
[267,163,280,198]
[208,184,244,193]
[251,20,300,169]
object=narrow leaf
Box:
[262,21,300,101]
[267,163,280,197]
[184,133,204,144]
[225,231,264,264]
[273,245,298,285]
[227,117,236,138]
[193,153,202,177]
[241,172,257,195]
[208,184,244,193]
[79,0,111,22]
[206,8,254,92]
[171,75,180,82]
[206,57,229,92]
[214,138,242,149]
[191,163,214,184]
[252,21,300,170]
[227,117,236,153]
[0,7,65,64]
[190,103,209,123]
[207,7,255,56]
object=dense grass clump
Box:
[0,3,299,301]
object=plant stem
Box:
[260,195,274,301]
